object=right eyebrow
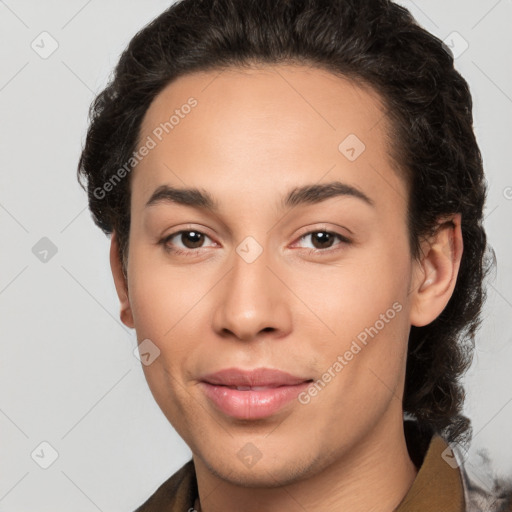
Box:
[145,185,219,211]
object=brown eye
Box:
[160,229,217,256]
[310,231,336,249]
[178,231,205,249]
[294,230,351,254]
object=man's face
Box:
[124,64,417,485]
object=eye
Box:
[160,229,217,256]
[159,228,351,257]
[293,230,351,253]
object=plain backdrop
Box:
[1,1,511,510]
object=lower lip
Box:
[199,382,311,420]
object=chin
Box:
[198,447,321,488]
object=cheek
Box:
[293,240,412,392]
[289,247,409,339]
[128,255,203,428]
[128,276,172,341]
[126,247,213,397]
[127,248,205,340]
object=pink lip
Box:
[199,367,312,420]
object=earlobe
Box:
[410,214,463,327]
[110,232,134,328]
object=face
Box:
[118,64,425,486]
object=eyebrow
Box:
[145,181,375,211]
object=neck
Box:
[193,412,419,512]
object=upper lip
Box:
[201,367,311,387]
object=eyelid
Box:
[292,233,350,249]
[292,224,352,243]
[159,224,352,257]
[164,230,216,245]
[159,225,219,256]
[161,223,216,241]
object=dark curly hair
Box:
[77,0,495,447]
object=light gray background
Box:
[1,1,511,510]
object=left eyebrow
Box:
[282,181,375,209]
[144,180,374,211]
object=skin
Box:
[110,63,463,512]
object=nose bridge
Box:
[212,238,290,340]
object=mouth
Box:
[200,366,311,387]
[199,367,313,420]
[216,385,298,391]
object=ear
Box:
[409,213,463,327]
[110,231,134,328]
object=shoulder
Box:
[399,420,512,512]
[133,459,197,512]
[456,449,512,512]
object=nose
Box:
[211,245,292,341]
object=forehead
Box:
[132,63,405,214]
[139,63,388,150]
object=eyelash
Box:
[159,228,351,258]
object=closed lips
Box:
[200,367,312,388]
